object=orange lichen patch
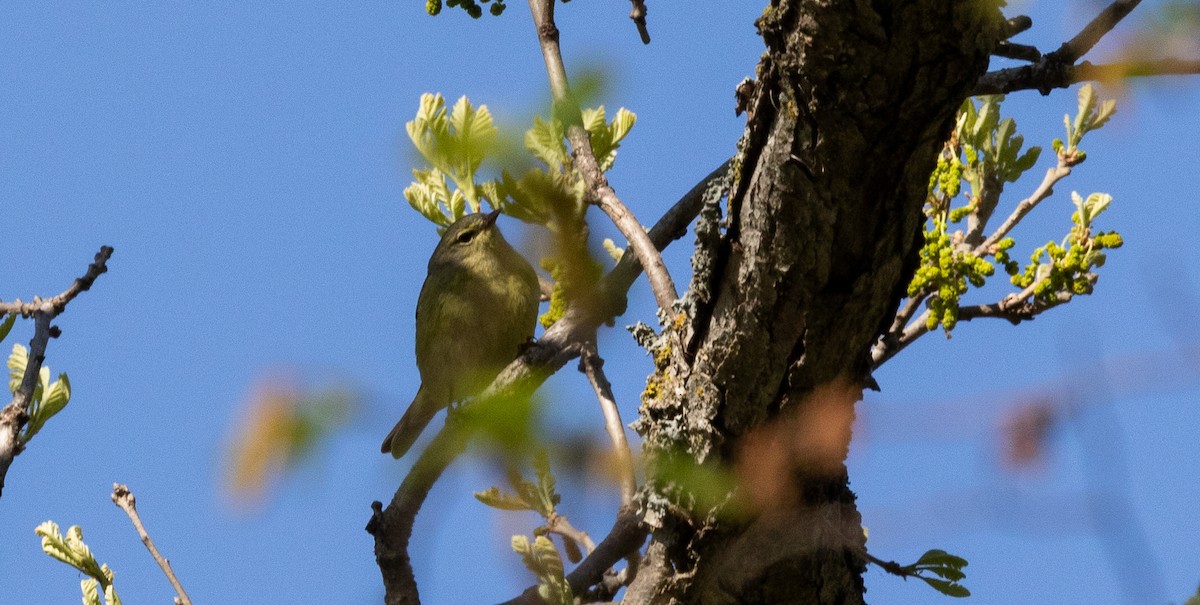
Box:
[735,379,859,515]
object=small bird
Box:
[382,210,540,458]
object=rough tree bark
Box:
[626,2,1001,603]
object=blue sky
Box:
[2,2,1198,604]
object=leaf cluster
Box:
[476,451,579,600]
[403,93,635,231]
[909,85,1121,334]
[511,534,573,605]
[7,340,71,446]
[35,521,122,605]
[1012,191,1123,302]
[901,549,971,598]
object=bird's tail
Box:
[381,386,441,459]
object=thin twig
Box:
[873,276,1071,368]
[975,164,1071,255]
[111,484,193,605]
[0,246,113,498]
[546,511,597,553]
[967,0,1200,97]
[527,0,678,313]
[628,0,650,44]
[973,57,1200,96]
[993,41,1041,63]
[1048,0,1142,65]
[579,343,637,506]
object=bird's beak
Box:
[484,209,501,227]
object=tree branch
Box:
[111,484,193,605]
[499,504,647,605]
[628,0,650,45]
[579,343,636,506]
[872,275,1072,369]
[1048,0,1142,65]
[528,0,679,314]
[0,245,113,499]
[973,57,1200,95]
[969,0,1200,96]
[975,164,1072,254]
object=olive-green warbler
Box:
[381,210,540,458]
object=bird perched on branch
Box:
[382,210,540,458]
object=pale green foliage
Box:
[602,238,624,262]
[476,452,588,574]
[35,521,123,605]
[901,549,971,598]
[8,343,72,446]
[910,84,1120,333]
[1055,83,1117,156]
[956,95,1042,191]
[511,534,573,605]
[497,105,637,230]
[404,93,499,226]
[404,93,636,231]
[1012,191,1123,300]
[474,450,561,517]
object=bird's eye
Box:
[456,229,476,244]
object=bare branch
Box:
[579,343,636,506]
[872,308,931,369]
[975,164,1071,254]
[973,57,1200,95]
[628,0,650,44]
[111,484,193,605]
[872,276,1072,369]
[958,284,1073,325]
[1049,0,1142,65]
[993,41,1041,63]
[970,0,1187,96]
[0,246,114,317]
[528,0,678,313]
[546,511,597,554]
[0,246,113,498]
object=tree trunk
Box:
[628,2,1000,603]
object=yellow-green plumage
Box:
[382,210,540,458]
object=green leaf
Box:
[526,115,567,169]
[1012,145,1042,174]
[919,576,971,598]
[22,372,70,443]
[533,450,560,515]
[474,486,534,511]
[514,168,578,220]
[580,106,607,135]
[0,313,14,343]
[104,583,122,605]
[8,343,28,394]
[512,535,572,605]
[914,548,968,569]
[1075,83,1096,137]
[82,579,101,605]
